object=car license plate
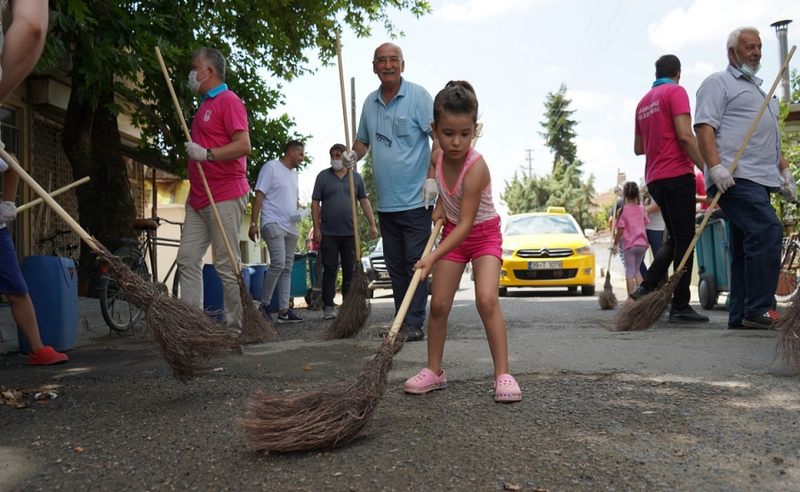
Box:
[529,261,562,270]
[378,271,390,279]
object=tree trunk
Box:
[63,57,136,295]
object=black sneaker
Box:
[630,285,654,301]
[276,308,304,324]
[668,305,710,323]
[742,309,780,329]
[400,324,425,342]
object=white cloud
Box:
[648,0,797,51]
[433,0,539,22]
[567,89,613,111]
[681,61,716,77]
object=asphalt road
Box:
[2,256,799,491]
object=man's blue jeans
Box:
[716,179,782,325]
[378,207,432,329]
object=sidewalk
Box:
[0,297,110,354]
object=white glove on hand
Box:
[780,167,797,202]
[342,150,358,169]
[0,157,7,173]
[185,142,207,161]
[0,201,16,224]
[422,178,438,209]
[708,165,735,194]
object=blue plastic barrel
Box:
[291,253,308,297]
[17,256,78,354]
[248,264,269,300]
[202,264,252,320]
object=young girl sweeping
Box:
[613,181,649,297]
[403,81,520,403]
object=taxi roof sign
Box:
[545,206,567,214]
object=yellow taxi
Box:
[499,207,595,296]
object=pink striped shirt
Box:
[435,148,498,225]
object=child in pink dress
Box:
[614,181,650,297]
[403,81,520,403]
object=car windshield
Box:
[373,238,383,254]
[504,215,579,236]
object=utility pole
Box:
[523,149,534,177]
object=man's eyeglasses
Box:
[373,56,402,65]
[376,132,392,147]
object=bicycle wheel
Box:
[775,239,800,303]
[99,246,148,332]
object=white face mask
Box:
[330,159,343,171]
[187,70,208,93]
[735,53,760,78]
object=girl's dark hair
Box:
[433,80,479,124]
[623,181,640,203]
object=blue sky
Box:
[272,0,798,215]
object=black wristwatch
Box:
[206,148,215,161]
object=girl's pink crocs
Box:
[404,368,447,394]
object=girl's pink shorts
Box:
[441,216,503,264]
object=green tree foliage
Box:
[40,0,431,285]
[775,68,800,231]
[502,84,597,228]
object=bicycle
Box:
[776,232,800,302]
[36,228,80,264]
[98,217,183,334]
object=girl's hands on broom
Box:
[414,254,436,279]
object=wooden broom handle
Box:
[155,46,243,276]
[335,32,362,259]
[17,176,90,213]
[388,220,445,343]
[675,45,796,273]
[0,147,99,252]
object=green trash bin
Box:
[290,253,308,298]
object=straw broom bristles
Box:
[97,247,241,381]
[325,264,371,339]
[239,335,403,452]
[612,269,682,331]
[598,272,617,310]
[238,280,277,344]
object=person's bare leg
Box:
[472,255,509,378]
[425,260,464,376]
[6,293,43,352]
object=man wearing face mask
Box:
[311,144,378,320]
[176,47,251,333]
[249,141,307,323]
[695,27,796,329]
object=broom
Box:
[240,219,444,452]
[325,32,371,339]
[17,176,90,213]
[155,47,275,344]
[598,171,620,310]
[614,46,796,332]
[1,147,241,381]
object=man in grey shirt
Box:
[694,26,797,329]
[311,144,378,320]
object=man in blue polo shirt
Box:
[347,42,435,341]
[695,26,797,330]
[311,143,378,320]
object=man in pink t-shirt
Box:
[176,47,251,332]
[632,54,708,324]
